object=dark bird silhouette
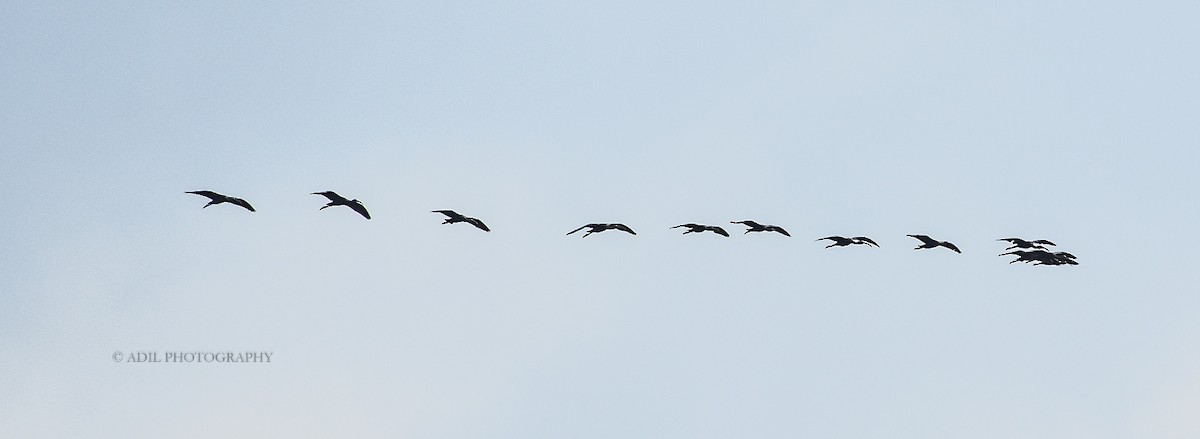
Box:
[185,190,255,212]
[1001,250,1078,265]
[432,210,489,232]
[908,234,961,253]
[1000,249,1053,264]
[998,237,1057,250]
[312,191,370,219]
[731,220,790,236]
[817,236,879,248]
[567,223,636,238]
[672,223,730,237]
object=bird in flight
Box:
[731,220,790,236]
[185,190,255,212]
[312,191,370,219]
[907,234,961,253]
[672,223,730,237]
[567,223,636,238]
[997,237,1056,250]
[1000,250,1051,264]
[432,210,490,232]
[1001,250,1078,265]
[816,235,879,248]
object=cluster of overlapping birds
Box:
[188,190,1080,266]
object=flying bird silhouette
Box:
[1000,249,1051,264]
[997,237,1057,250]
[908,234,961,253]
[731,220,790,236]
[816,236,879,248]
[185,190,255,212]
[1001,250,1078,265]
[312,191,370,219]
[567,223,636,238]
[672,223,730,237]
[432,210,489,232]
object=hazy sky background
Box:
[3,1,1199,437]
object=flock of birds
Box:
[186,190,1081,266]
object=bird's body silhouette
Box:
[1000,249,1052,264]
[817,235,879,248]
[312,191,370,219]
[567,223,636,238]
[731,220,790,236]
[186,190,255,212]
[433,210,489,232]
[998,237,1057,250]
[908,234,961,253]
[1001,250,1078,265]
[672,223,730,237]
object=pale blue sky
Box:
[3,1,1200,438]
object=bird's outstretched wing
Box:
[817,236,843,242]
[997,238,1023,244]
[710,226,730,237]
[672,223,701,229]
[228,197,255,212]
[733,220,763,228]
[465,217,490,232]
[908,234,938,246]
[1054,252,1076,259]
[312,191,349,203]
[1032,239,1056,246]
[611,224,636,235]
[853,237,879,247]
[433,210,464,220]
[768,226,790,237]
[186,190,222,201]
[349,201,371,219]
[941,242,962,253]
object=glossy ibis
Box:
[817,236,879,248]
[567,223,636,238]
[312,191,370,219]
[672,223,730,237]
[908,234,961,253]
[998,238,1056,250]
[433,210,490,232]
[185,190,255,212]
[731,220,790,236]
